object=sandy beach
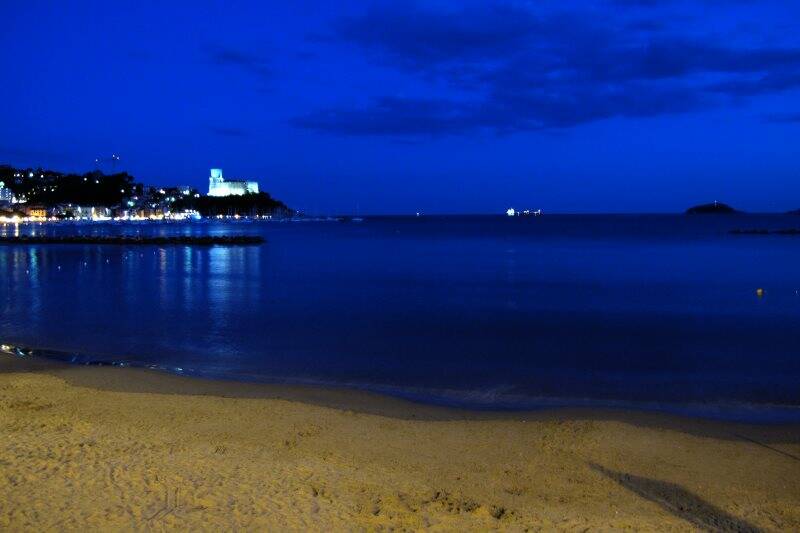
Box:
[2,355,799,531]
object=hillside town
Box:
[0,165,290,222]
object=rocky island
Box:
[685,202,739,215]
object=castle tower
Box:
[209,168,224,196]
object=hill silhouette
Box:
[685,202,739,215]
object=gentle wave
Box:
[4,343,800,424]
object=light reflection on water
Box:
[1,216,799,421]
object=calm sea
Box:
[2,215,799,422]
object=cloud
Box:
[708,70,800,97]
[208,47,271,80]
[608,0,760,6]
[335,4,540,72]
[292,97,492,136]
[293,86,706,136]
[764,112,800,123]
[293,2,800,137]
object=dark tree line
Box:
[172,192,291,217]
[0,166,137,206]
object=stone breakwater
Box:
[730,229,800,235]
[0,235,264,246]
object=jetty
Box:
[729,229,800,236]
[0,235,264,246]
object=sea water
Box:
[1,215,799,422]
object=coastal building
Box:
[208,168,259,197]
[24,206,47,219]
[0,181,12,204]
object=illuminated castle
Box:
[208,168,259,197]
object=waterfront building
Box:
[0,181,12,204]
[24,206,47,219]
[208,168,259,197]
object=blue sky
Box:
[1,0,799,213]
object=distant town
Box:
[0,164,291,222]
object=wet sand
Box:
[2,355,799,531]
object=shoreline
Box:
[3,342,800,425]
[4,350,800,434]
[3,353,800,529]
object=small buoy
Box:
[756,288,765,298]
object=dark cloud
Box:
[293,2,800,137]
[708,70,800,97]
[292,97,492,136]
[764,112,800,123]
[208,47,271,80]
[294,86,706,136]
[335,4,540,71]
[609,0,759,6]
